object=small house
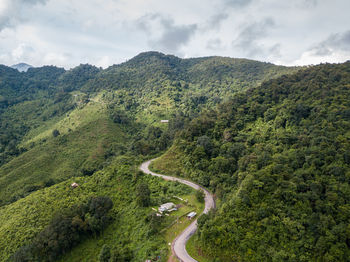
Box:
[158,202,175,212]
[71,182,79,188]
[160,120,169,123]
[187,211,197,219]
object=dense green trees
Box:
[157,62,350,261]
[99,245,111,262]
[12,196,113,261]
[137,183,151,207]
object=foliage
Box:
[12,196,113,261]
[196,189,205,203]
[0,108,126,206]
[136,183,151,207]
[156,62,350,261]
[99,245,111,262]
[0,155,194,261]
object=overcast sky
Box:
[0,0,349,68]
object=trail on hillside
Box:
[140,159,215,262]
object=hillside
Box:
[0,156,195,261]
[83,52,298,121]
[152,61,350,261]
[0,53,296,167]
[0,52,298,205]
[0,52,301,261]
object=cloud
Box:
[11,43,35,61]
[310,30,350,56]
[0,0,349,67]
[291,30,350,65]
[206,13,229,30]
[136,14,197,54]
[206,38,224,50]
[0,0,48,31]
[232,17,275,57]
[297,0,319,8]
[224,0,253,8]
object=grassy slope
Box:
[0,155,197,261]
[59,192,204,262]
[151,145,187,177]
[0,100,126,206]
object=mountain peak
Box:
[127,51,181,64]
[11,63,33,72]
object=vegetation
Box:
[0,155,195,261]
[12,196,113,261]
[3,52,348,261]
[154,62,350,261]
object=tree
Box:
[99,244,111,262]
[197,135,213,155]
[196,189,205,203]
[146,212,163,234]
[136,183,151,207]
[52,129,60,137]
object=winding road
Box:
[140,159,215,262]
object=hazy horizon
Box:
[6,50,350,71]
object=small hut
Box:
[71,182,79,189]
[187,211,197,219]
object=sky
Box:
[0,0,349,69]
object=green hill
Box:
[0,156,194,261]
[152,61,350,261]
[0,52,301,261]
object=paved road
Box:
[140,159,215,262]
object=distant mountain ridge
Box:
[11,63,33,72]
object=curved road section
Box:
[140,159,215,262]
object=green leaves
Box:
[160,62,350,261]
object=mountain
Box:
[152,61,350,261]
[4,51,345,261]
[11,63,33,72]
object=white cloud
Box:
[0,0,349,68]
[0,0,49,31]
[11,44,34,60]
[293,50,349,66]
[95,55,112,69]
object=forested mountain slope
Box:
[0,52,300,261]
[0,52,298,206]
[153,61,350,261]
[83,52,298,120]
